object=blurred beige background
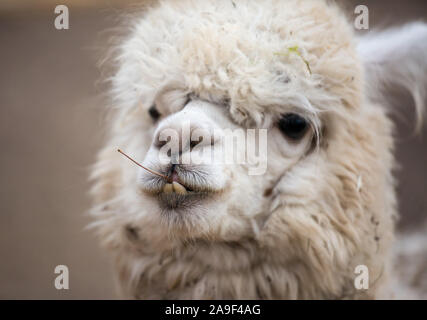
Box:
[0,0,426,299]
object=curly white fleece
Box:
[90,0,427,299]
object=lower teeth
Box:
[163,182,187,195]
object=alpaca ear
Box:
[357,23,427,131]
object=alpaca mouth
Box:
[162,168,195,194]
[162,181,193,195]
[139,165,222,210]
[158,174,212,210]
[157,179,214,210]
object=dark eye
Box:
[148,104,161,121]
[278,113,309,140]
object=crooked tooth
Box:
[172,181,187,195]
[163,183,173,194]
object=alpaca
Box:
[89,0,427,299]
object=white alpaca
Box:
[90,0,427,299]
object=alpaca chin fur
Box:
[89,0,427,299]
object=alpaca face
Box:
[136,89,315,239]
[93,0,368,254]
[101,0,351,245]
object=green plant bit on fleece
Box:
[274,46,312,75]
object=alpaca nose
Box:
[153,109,216,157]
[154,132,208,150]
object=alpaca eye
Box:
[278,113,309,140]
[148,104,161,121]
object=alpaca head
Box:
[91,0,427,298]
[96,0,364,242]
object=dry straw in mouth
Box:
[117,149,171,182]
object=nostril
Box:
[190,136,204,150]
[154,134,170,149]
[189,128,216,151]
[154,124,216,153]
